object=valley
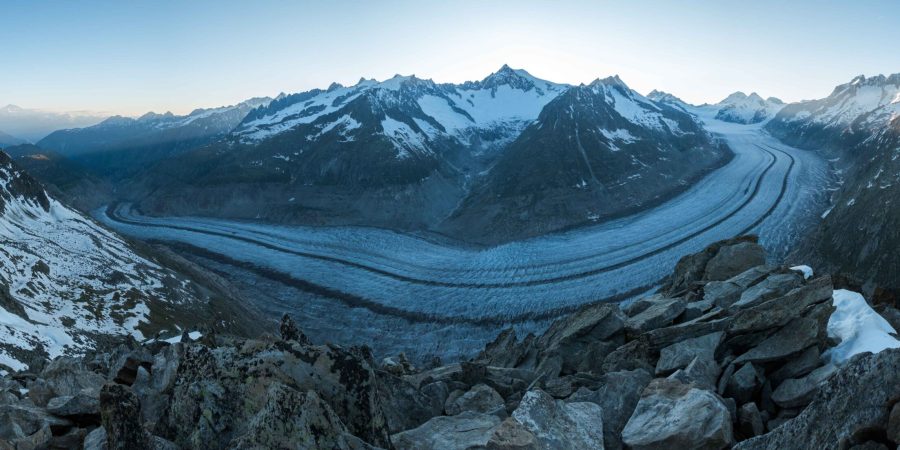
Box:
[99,113,829,361]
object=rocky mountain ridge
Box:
[0,151,263,374]
[4,236,900,449]
[767,73,900,289]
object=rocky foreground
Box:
[3,236,900,449]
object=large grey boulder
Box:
[733,301,833,365]
[625,297,686,335]
[667,355,720,391]
[704,242,766,282]
[377,371,444,433]
[446,383,505,417]
[0,403,71,444]
[724,362,765,405]
[730,273,803,309]
[568,369,651,450]
[536,303,626,374]
[728,276,832,335]
[391,411,502,450]
[735,349,900,450]
[46,391,100,423]
[770,364,836,409]
[512,389,605,450]
[663,236,762,295]
[622,378,733,450]
[99,383,152,450]
[656,331,723,375]
[38,357,105,399]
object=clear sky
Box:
[2,0,898,116]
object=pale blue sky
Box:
[2,0,897,116]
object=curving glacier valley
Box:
[99,114,831,361]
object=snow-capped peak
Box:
[712,91,785,124]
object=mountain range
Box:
[33,65,729,243]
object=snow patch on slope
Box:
[827,289,900,365]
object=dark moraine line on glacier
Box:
[736,144,796,236]
[107,147,772,289]
[105,145,781,290]
[155,240,660,325]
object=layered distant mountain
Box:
[770,73,900,288]
[37,98,271,177]
[0,105,107,142]
[0,129,25,147]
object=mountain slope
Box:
[441,77,730,242]
[125,66,570,230]
[0,151,260,371]
[770,73,900,287]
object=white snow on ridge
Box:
[0,159,196,371]
[827,289,900,365]
[381,117,429,159]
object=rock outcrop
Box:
[1,236,899,449]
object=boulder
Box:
[391,411,502,450]
[38,357,105,399]
[536,303,626,374]
[625,297,686,334]
[728,276,832,335]
[735,349,900,449]
[656,331,723,375]
[724,362,764,405]
[667,355,720,391]
[704,265,773,308]
[622,378,733,450]
[0,403,71,443]
[770,363,837,409]
[485,417,539,450]
[886,402,900,444]
[476,328,528,368]
[733,301,833,365]
[446,383,505,417]
[704,241,766,282]
[46,391,100,424]
[511,389,605,449]
[567,369,651,450]
[99,383,151,450]
[739,402,765,438]
[768,346,822,383]
[731,273,803,309]
[377,372,443,433]
[601,338,656,374]
[663,235,760,295]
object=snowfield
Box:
[99,112,829,360]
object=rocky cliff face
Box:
[4,236,900,449]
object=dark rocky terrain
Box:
[4,236,900,449]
